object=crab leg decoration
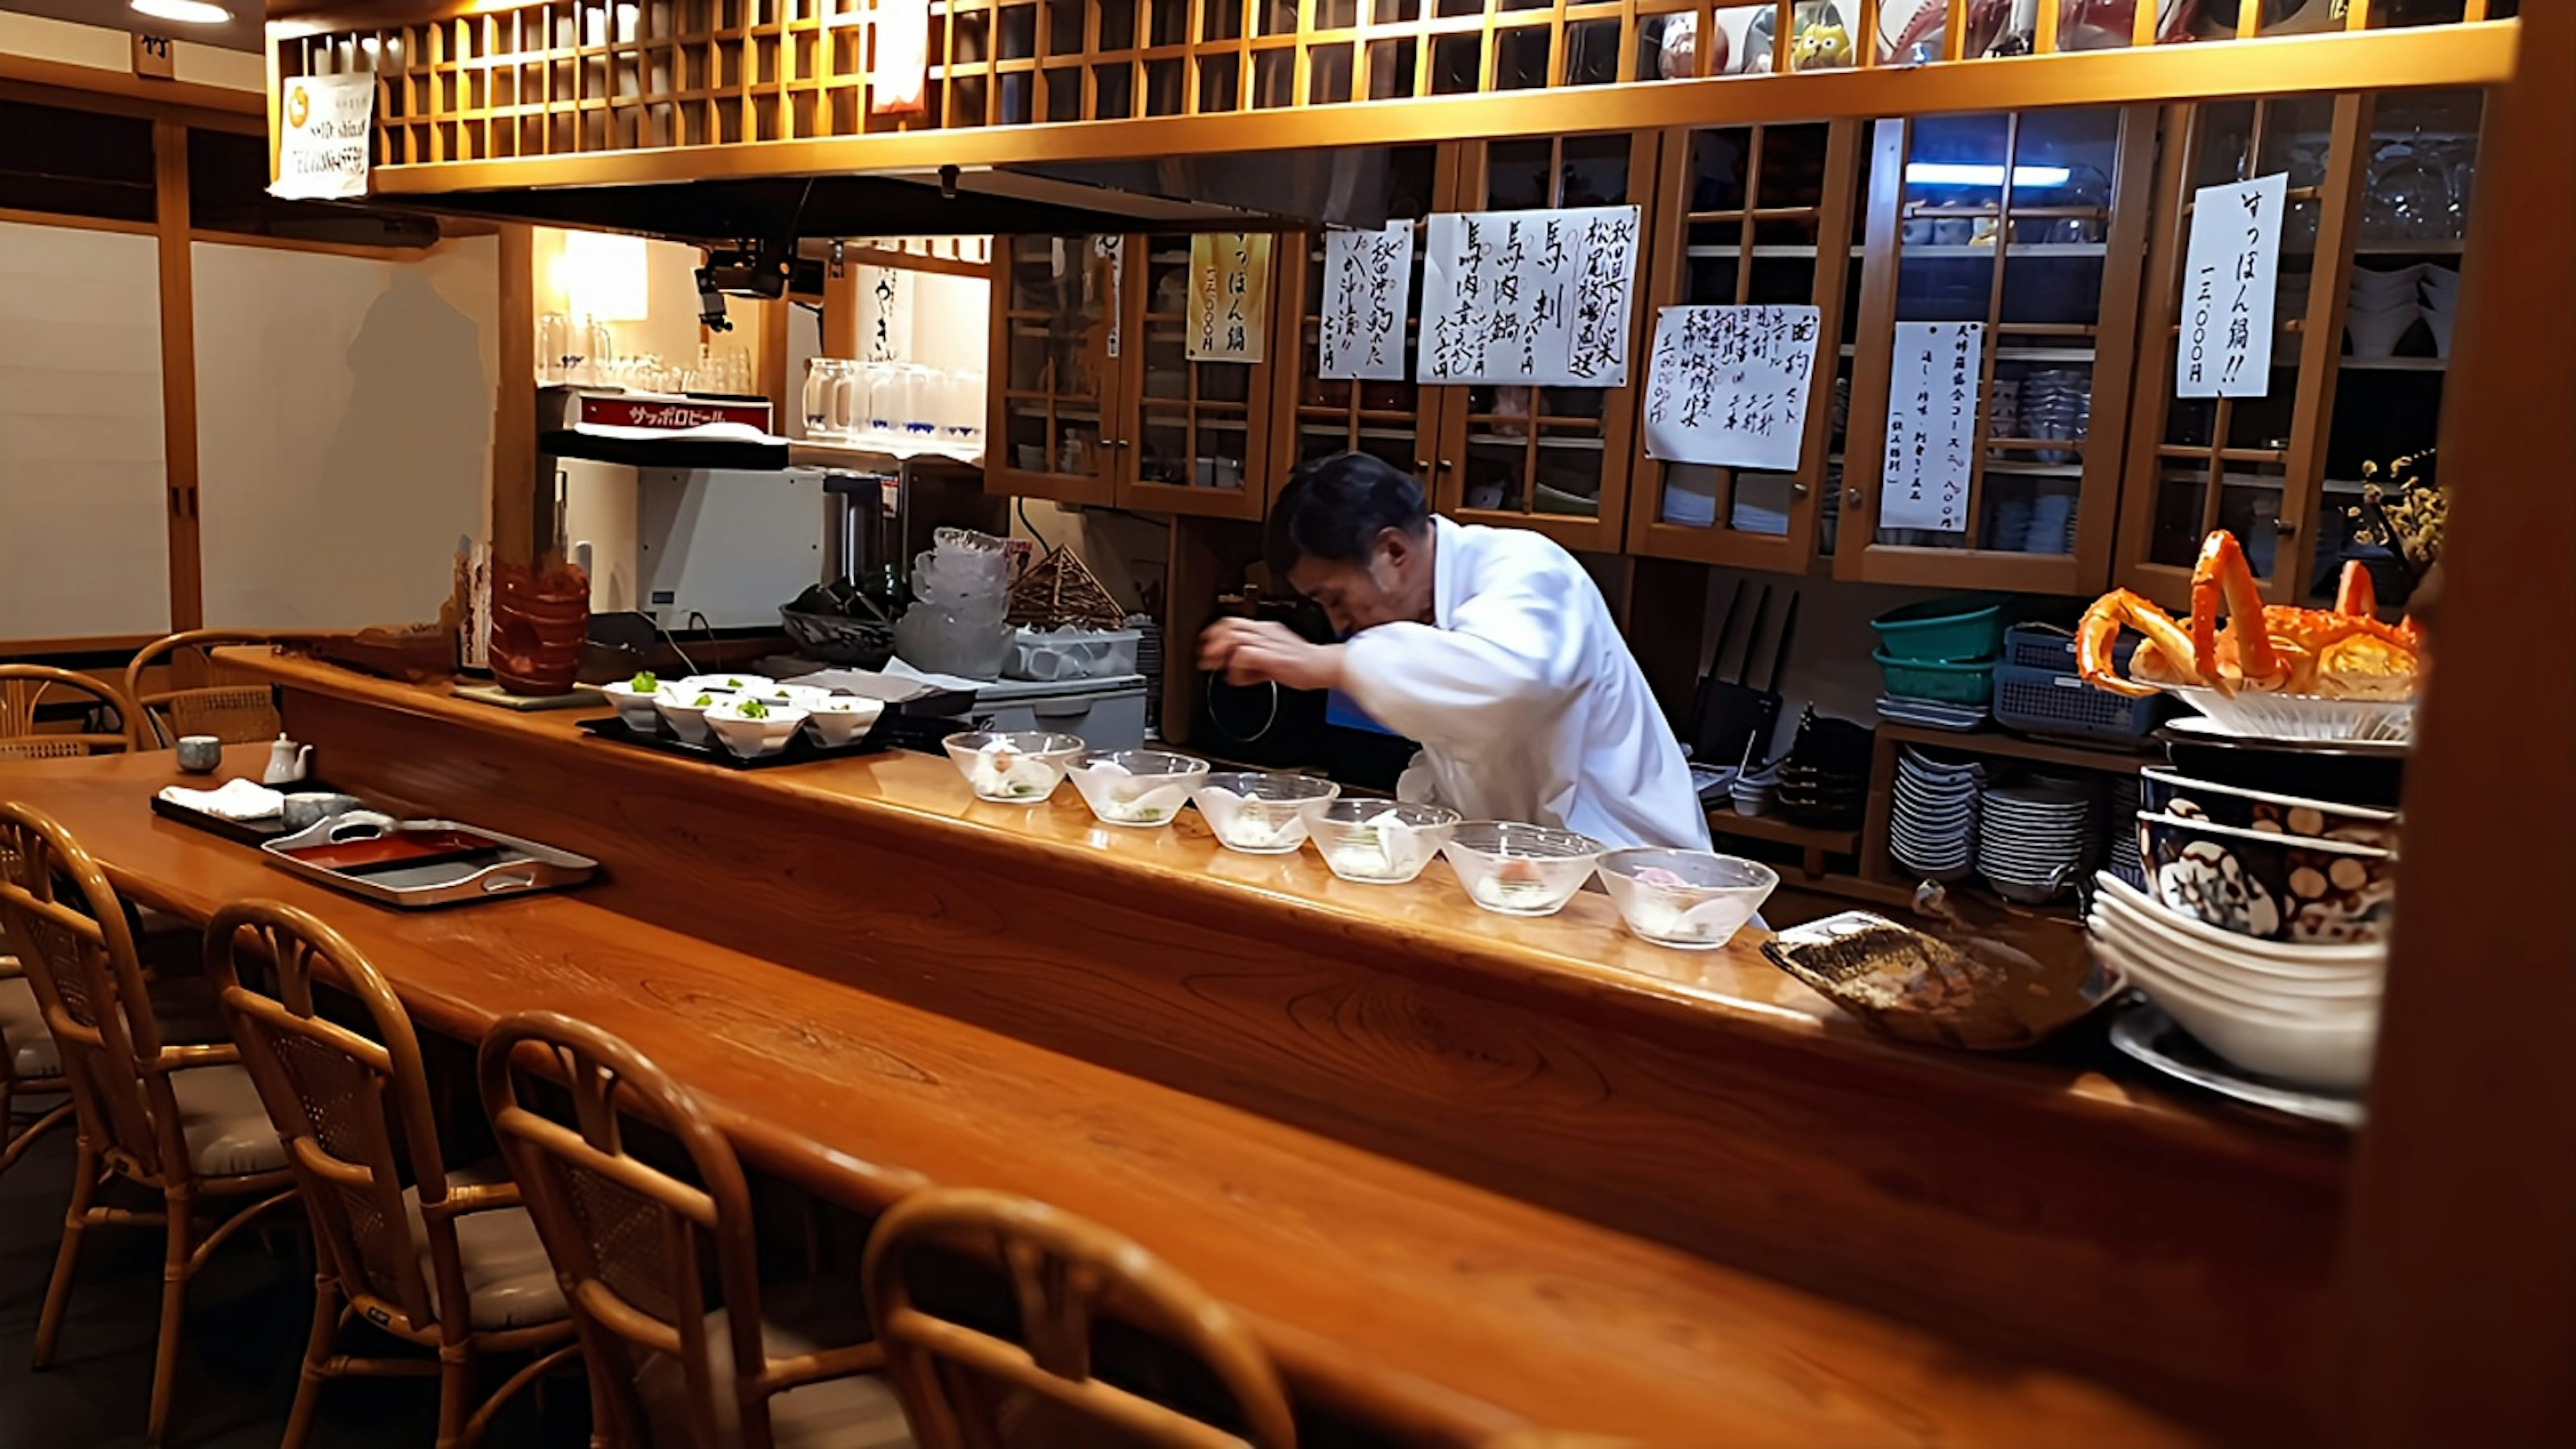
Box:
[2078,530,2423,700]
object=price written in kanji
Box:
[1878,321,1985,534]
[1641,304,1822,472]
[2178,172,2287,399]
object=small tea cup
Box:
[175,736,222,774]
[280,792,364,833]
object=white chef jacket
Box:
[1339,516,1713,852]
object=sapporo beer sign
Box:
[578,395,773,433]
[270,74,376,201]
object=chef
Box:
[1198,451,1712,852]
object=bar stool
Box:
[123,630,284,750]
[478,1011,914,1449]
[206,899,578,1449]
[0,801,297,1446]
[861,1187,1298,1449]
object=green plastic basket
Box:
[1870,597,2007,663]
[1873,649,1996,706]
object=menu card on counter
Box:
[1318,223,1415,381]
[2177,172,2288,398]
[1416,205,1642,388]
[1641,304,1821,471]
[1187,233,1271,364]
[1878,321,1985,533]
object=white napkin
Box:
[157,779,286,822]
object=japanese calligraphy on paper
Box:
[1319,224,1414,381]
[1416,205,1641,388]
[270,73,376,201]
[1642,305,1821,471]
[1187,233,1271,363]
[1878,321,1985,534]
[2177,172,2286,398]
[1092,235,1124,360]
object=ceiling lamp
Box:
[131,1,234,24]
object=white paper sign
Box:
[2177,172,2288,398]
[1092,235,1124,360]
[1878,321,1985,533]
[1319,223,1414,381]
[270,73,376,201]
[1642,305,1821,470]
[1416,205,1642,388]
[1186,232,1271,363]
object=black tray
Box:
[150,778,351,848]
[576,714,904,770]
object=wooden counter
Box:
[227,649,2341,1435]
[1,743,2193,1446]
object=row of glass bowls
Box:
[943,731,1778,951]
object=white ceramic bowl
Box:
[2090,873,2384,979]
[704,696,808,759]
[1442,822,1607,917]
[679,672,773,698]
[802,696,885,747]
[1597,849,1777,950]
[1066,751,1210,828]
[1191,773,1340,854]
[764,682,837,710]
[1308,801,1460,885]
[2344,303,2421,360]
[2091,933,2378,1090]
[943,731,1085,804]
[2090,892,2381,1011]
[653,684,728,745]
[597,677,665,732]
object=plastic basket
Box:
[2003,621,2138,675]
[1873,650,1995,706]
[1870,597,2007,663]
[1992,660,2164,744]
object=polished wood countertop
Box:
[0,743,2191,1446]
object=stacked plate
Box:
[2347,264,2422,360]
[2021,370,2090,464]
[1974,781,2089,903]
[1876,694,1988,731]
[1890,748,1981,881]
[2420,264,2459,358]
[2105,773,2145,888]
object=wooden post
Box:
[152,119,201,633]
[2337,8,2576,1444]
[488,223,543,567]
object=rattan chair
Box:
[0,951,71,1177]
[861,1188,1299,1449]
[0,802,296,1445]
[123,629,286,750]
[0,663,134,761]
[478,1011,914,1449]
[207,900,578,1449]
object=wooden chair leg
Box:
[435,1346,476,1449]
[146,1191,194,1446]
[31,1136,97,1370]
[280,1273,342,1449]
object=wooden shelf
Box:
[2339,356,2447,372]
[1879,721,2157,773]
[1706,810,1860,855]
[2351,238,2467,254]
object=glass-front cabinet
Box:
[1625,119,1867,571]
[1125,233,1275,519]
[989,233,1123,504]
[1834,105,2157,592]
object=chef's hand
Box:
[1197,619,1346,692]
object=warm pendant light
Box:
[131,1,235,24]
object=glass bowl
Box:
[1442,821,1607,917]
[943,731,1085,804]
[1307,800,1460,885]
[1066,750,1210,828]
[1192,772,1340,854]
[1597,849,1778,949]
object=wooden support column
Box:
[756,296,793,415]
[2337,7,2576,1444]
[152,119,201,634]
[822,255,862,362]
[488,223,543,568]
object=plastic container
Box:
[1442,822,1606,917]
[1597,849,1778,950]
[1007,626,1142,683]
[1870,596,2007,663]
[1308,801,1460,884]
[1872,649,1996,706]
[1193,773,1340,854]
[1065,750,1210,827]
[2002,621,2137,674]
[1992,660,2163,744]
[943,731,1085,804]
[973,675,1150,753]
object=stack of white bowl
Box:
[2089,871,2383,1092]
[1974,782,2088,904]
[2419,264,2461,358]
[893,528,1012,678]
[2346,264,2423,360]
[1890,748,1980,881]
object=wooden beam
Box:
[2336,5,2576,1444]
[153,119,201,635]
[822,254,861,361]
[0,54,262,121]
[487,223,543,567]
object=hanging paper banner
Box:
[2177,172,2288,398]
[1319,223,1414,381]
[1415,205,1640,388]
[871,0,930,115]
[1642,304,1821,470]
[270,72,376,201]
[1878,321,1985,533]
[1187,232,1271,364]
[1093,235,1124,360]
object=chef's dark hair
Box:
[1267,451,1429,580]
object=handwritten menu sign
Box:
[1416,205,1641,388]
[270,73,375,201]
[1092,235,1124,360]
[1319,223,1414,380]
[2178,172,2287,398]
[1642,305,1821,471]
[1187,232,1271,364]
[1879,321,1985,533]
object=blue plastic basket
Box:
[2004,621,2138,674]
[1991,659,2164,744]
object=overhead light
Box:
[1904,162,2075,188]
[556,231,652,323]
[131,1,233,24]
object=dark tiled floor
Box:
[0,1125,589,1449]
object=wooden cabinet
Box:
[1625,119,1868,572]
[2116,89,2482,611]
[1835,105,2157,594]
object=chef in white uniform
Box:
[1199,452,1711,852]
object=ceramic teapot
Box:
[262,735,313,786]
